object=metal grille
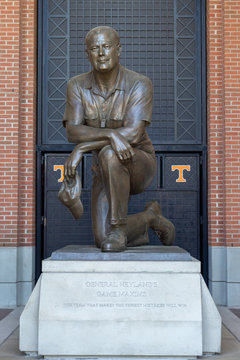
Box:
[39,0,205,266]
[43,0,201,145]
[175,0,200,142]
[45,0,70,143]
[44,154,200,259]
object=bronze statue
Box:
[59,26,175,252]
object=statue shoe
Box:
[127,231,149,247]
[145,201,175,246]
[101,229,127,252]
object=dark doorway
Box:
[37,0,207,278]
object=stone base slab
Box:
[208,246,240,306]
[43,357,197,360]
[20,246,221,358]
[51,245,192,261]
[0,246,35,307]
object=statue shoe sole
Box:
[101,240,126,252]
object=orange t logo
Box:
[53,165,64,182]
[171,165,191,183]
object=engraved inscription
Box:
[60,279,188,312]
[85,281,158,288]
[96,291,147,297]
[63,302,188,309]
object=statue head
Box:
[85,26,122,73]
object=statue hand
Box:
[64,146,83,182]
[110,132,135,162]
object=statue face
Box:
[86,30,121,73]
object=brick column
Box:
[0,0,37,306]
[207,0,240,306]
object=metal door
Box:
[37,0,207,278]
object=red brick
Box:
[207,1,240,247]
[0,0,36,247]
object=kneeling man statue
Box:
[59,26,175,252]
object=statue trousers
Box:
[91,145,156,246]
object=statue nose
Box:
[99,46,104,56]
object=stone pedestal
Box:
[20,246,221,359]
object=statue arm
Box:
[64,140,109,181]
[115,120,146,145]
[115,76,153,144]
[66,122,113,143]
[66,123,135,162]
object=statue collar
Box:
[84,65,125,94]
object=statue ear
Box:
[85,49,90,59]
[117,44,122,56]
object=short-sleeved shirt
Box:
[63,65,154,154]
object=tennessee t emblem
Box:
[53,165,64,182]
[171,165,191,183]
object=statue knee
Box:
[98,145,117,168]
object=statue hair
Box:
[85,26,120,46]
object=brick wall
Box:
[0,0,37,247]
[207,0,240,247]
